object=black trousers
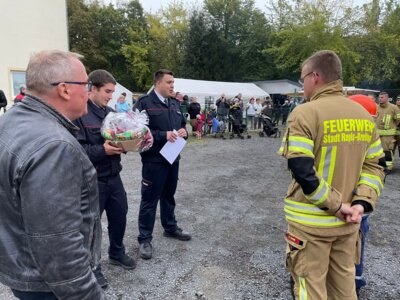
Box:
[11,289,57,300]
[98,174,128,259]
[138,161,179,243]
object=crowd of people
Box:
[0,48,398,300]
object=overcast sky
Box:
[138,0,370,13]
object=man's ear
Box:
[57,83,70,101]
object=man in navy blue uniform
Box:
[74,70,135,288]
[134,69,191,260]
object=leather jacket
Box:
[0,95,105,299]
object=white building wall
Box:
[0,0,69,109]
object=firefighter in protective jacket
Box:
[375,91,400,171]
[279,50,385,300]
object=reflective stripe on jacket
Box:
[376,102,400,136]
[279,80,385,229]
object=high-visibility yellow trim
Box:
[299,277,308,300]
[366,139,384,159]
[284,207,346,227]
[318,147,327,176]
[359,173,383,195]
[278,146,284,155]
[278,134,288,156]
[305,179,328,206]
[288,146,314,157]
[378,128,396,136]
[327,146,337,185]
[288,136,314,146]
[318,146,336,184]
[285,198,329,216]
[384,114,391,130]
[288,136,314,157]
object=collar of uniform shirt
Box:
[154,89,168,105]
[90,99,106,110]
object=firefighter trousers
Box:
[380,136,395,170]
[286,224,360,300]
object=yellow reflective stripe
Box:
[299,277,308,300]
[288,136,314,157]
[359,173,383,195]
[278,133,288,156]
[278,138,285,155]
[318,146,336,184]
[378,128,396,136]
[284,198,328,216]
[327,146,337,184]
[288,136,314,146]
[285,208,346,227]
[384,114,391,129]
[396,113,400,119]
[366,139,383,159]
[307,180,328,206]
[318,147,327,176]
[288,146,314,157]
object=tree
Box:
[349,0,400,87]
[266,0,360,83]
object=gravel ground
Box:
[1,130,400,299]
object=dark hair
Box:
[88,69,116,88]
[121,92,127,97]
[379,91,389,96]
[302,50,342,83]
[153,69,174,85]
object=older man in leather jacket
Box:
[0,50,105,299]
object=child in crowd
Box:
[195,114,204,139]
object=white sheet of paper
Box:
[160,135,187,164]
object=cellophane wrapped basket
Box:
[101,110,153,152]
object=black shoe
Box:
[109,253,136,270]
[93,267,108,289]
[163,228,191,241]
[139,242,153,260]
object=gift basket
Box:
[101,110,153,152]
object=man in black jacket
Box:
[134,69,191,260]
[187,96,201,135]
[0,50,105,300]
[74,69,136,289]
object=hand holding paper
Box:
[160,130,186,164]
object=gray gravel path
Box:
[1,133,399,299]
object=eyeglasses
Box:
[298,71,314,85]
[50,81,93,91]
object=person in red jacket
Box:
[14,85,26,103]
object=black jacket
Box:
[0,89,7,108]
[134,90,187,163]
[216,98,229,116]
[74,100,122,178]
[0,94,104,299]
[188,102,201,119]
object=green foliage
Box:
[67,0,400,91]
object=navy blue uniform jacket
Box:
[134,90,187,163]
[74,100,122,177]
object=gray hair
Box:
[26,50,83,94]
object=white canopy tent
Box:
[172,78,270,106]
